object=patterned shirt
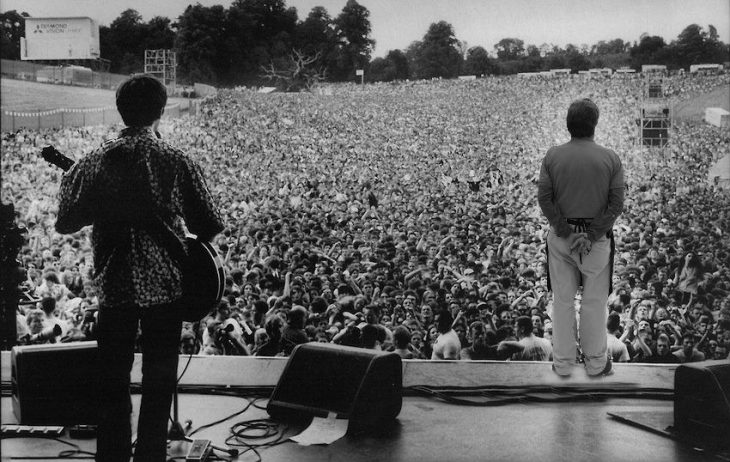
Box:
[56,127,224,308]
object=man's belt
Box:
[566,218,592,233]
[566,218,613,239]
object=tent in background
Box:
[708,154,730,188]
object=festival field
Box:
[2,72,729,366]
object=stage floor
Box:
[1,393,724,462]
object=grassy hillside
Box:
[0,78,191,112]
[673,85,730,122]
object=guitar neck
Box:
[42,146,75,171]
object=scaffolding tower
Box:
[144,49,177,94]
[639,77,671,147]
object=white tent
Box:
[708,155,730,188]
[705,107,730,128]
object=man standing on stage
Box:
[56,74,223,461]
[537,98,624,378]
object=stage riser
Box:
[1,351,683,389]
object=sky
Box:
[1,0,729,57]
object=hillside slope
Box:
[673,85,730,123]
[1,78,192,112]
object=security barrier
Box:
[1,103,191,132]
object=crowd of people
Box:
[3,71,729,366]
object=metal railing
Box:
[1,59,129,89]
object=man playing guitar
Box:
[55,74,224,462]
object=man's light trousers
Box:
[548,231,611,375]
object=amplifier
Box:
[11,341,100,425]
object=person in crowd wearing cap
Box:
[538,98,624,378]
[55,74,224,462]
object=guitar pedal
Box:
[185,439,211,461]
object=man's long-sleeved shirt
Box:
[537,137,625,242]
[56,126,224,308]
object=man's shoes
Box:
[587,356,613,378]
[552,364,571,379]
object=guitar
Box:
[41,145,225,322]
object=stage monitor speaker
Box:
[674,361,730,445]
[267,343,402,434]
[11,341,100,425]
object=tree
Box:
[368,49,408,82]
[589,38,630,68]
[295,6,340,76]
[463,46,493,76]
[145,16,175,50]
[526,44,540,58]
[670,23,729,67]
[227,0,298,85]
[674,24,707,65]
[546,53,566,69]
[383,49,409,80]
[408,21,462,79]
[261,49,326,91]
[600,38,628,54]
[296,7,333,55]
[494,38,524,60]
[367,56,389,82]
[332,0,375,81]
[567,51,590,71]
[100,9,174,74]
[174,4,230,85]
[104,9,147,74]
[538,43,553,57]
[0,10,26,60]
[630,34,667,67]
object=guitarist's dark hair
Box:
[116,74,167,127]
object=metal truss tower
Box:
[144,49,177,94]
[639,76,671,147]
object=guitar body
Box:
[180,238,226,322]
[42,145,226,322]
